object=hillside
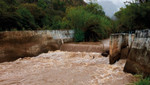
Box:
[0,0,86,31]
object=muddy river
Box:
[0,51,137,85]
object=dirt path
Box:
[0,51,137,85]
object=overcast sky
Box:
[84,0,133,18]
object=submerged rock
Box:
[101,50,109,57]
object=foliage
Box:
[0,0,21,30]
[84,3,105,15]
[74,29,85,42]
[0,0,114,42]
[16,7,36,30]
[0,12,22,30]
[37,0,47,9]
[21,3,50,28]
[65,4,113,41]
[115,2,150,32]
[0,0,86,31]
[134,77,150,85]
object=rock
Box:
[124,29,150,76]
[0,31,60,63]
[101,50,109,57]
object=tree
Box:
[84,3,105,15]
[37,0,47,9]
[115,2,150,32]
[139,0,150,3]
[65,4,113,41]
[0,0,22,30]
[16,7,36,30]
[3,0,17,5]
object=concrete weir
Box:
[124,29,150,76]
[109,29,150,76]
[109,33,133,64]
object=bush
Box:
[74,29,84,42]
[135,77,150,85]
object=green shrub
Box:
[135,77,150,85]
[74,29,84,42]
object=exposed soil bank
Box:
[0,51,137,85]
[0,30,74,63]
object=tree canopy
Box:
[115,2,150,32]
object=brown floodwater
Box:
[0,51,137,85]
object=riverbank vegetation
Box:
[115,2,150,32]
[133,76,150,85]
[135,78,150,85]
[0,0,150,41]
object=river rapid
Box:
[0,51,137,85]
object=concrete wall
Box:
[109,33,130,64]
[109,29,150,76]
[37,30,74,40]
[0,30,74,63]
[124,29,150,76]
[37,30,74,44]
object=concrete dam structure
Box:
[124,29,150,76]
[109,29,150,76]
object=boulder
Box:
[101,50,109,57]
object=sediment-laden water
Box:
[0,51,137,85]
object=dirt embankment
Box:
[0,31,60,63]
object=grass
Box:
[127,75,150,85]
[134,77,150,85]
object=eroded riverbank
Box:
[0,51,137,85]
